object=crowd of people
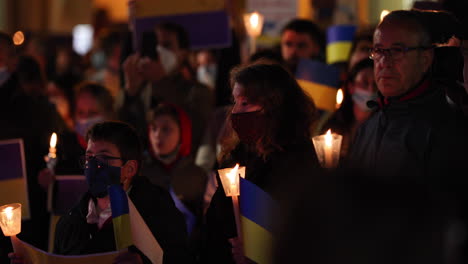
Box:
[2,1,468,263]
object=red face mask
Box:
[230,110,266,145]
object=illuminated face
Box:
[373,22,432,97]
[281,30,319,69]
[231,82,262,114]
[149,114,181,156]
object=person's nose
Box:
[380,53,394,68]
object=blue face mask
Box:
[84,157,122,198]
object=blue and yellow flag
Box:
[296,58,341,113]
[0,139,30,220]
[108,184,133,250]
[240,178,277,264]
[326,25,357,65]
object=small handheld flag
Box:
[108,184,133,250]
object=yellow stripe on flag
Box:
[241,216,273,264]
[297,79,338,112]
[0,178,30,219]
[326,42,352,64]
[135,0,225,18]
[113,214,132,250]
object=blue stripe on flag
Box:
[295,59,340,88]
[239,178,276,233]
[326,25,357,44]
[0,142,23,180]
[109,184,129,218]
[135,10,231,50]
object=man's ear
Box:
[123,160,139,178]
[122,160,139,191]
[422,48,434,73]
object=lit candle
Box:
[312,129,343,169]
[49,132,57,159]
[336,88,344,109]
[45,132,58,171]
[218,164,244,249]
[0,203,21,236]
[324,129,333,168]
[243,11,264,55]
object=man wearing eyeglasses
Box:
[52,121,192,263]
[345,10,468,262]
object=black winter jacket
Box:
[53,176,193,264]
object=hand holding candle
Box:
[312,129,343,168]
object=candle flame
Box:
[380,10,390,21]
[325,129,333,147]
[4,206,13,219]
[336,89,343,107]
[50,133,57,148]
[250,12,259,28]
[227,164,240,185]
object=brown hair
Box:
[219,60,317,161]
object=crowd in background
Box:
[1,0,468,263]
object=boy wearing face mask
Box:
[53,121,192,264]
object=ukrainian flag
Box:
[109,184,133,250]
[240,177,277,264]
[326,25,357,65]
[133,0,230,49]
[0,139,30,220]
[296,59,341,135]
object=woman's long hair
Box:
[219,60,317,161]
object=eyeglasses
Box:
[369,46,433,61]
[79,155,124,169]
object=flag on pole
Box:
[108,184,133,250]
[239,177,277,264]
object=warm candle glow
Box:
[4,207,13,219]
[244,12,264,37]
[218,164,243,197]
[249,13,259,29]
[227,164,240,185]
[336,89,343,109]
[380,10,390,21]
[50,133,57,148]
[0,203,22,236]
[12,31,25,46]
[325,129,332,147]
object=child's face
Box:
[149,114,181,156]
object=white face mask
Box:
[197,64,217,88]
[157,45,177,74]
[352,88,377,112]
